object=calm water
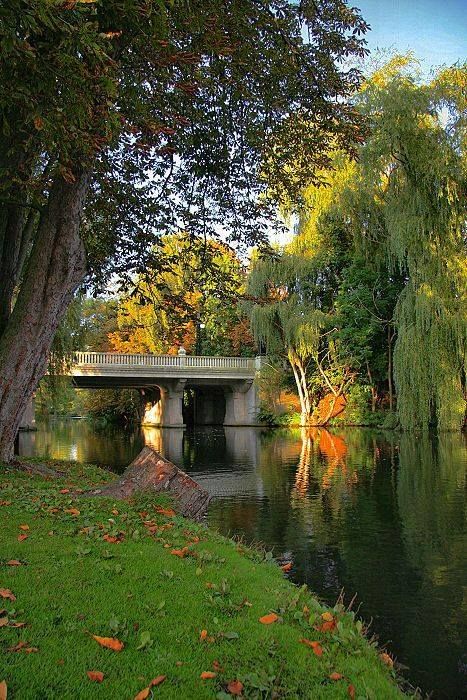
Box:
[19,421,467,698]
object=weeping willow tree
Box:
[353,58,467,430]
[246,253,324,423]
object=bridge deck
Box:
[67,352,260,387]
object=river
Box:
[19,421,466,698]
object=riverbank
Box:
[0,458,404,699]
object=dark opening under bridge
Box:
[19,350,261,429]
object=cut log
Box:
[85,446,210,520]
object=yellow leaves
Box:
[0,680,6,700]
[0,618,8,628]
[227,680,243,695]
[92,635,124,651]
[200,671,217,680]
[0,589,16,602]
[134,676,166,699]
[87,671,104,682]
[259,613,278,625]
[19,524,29,531]
[300,638,323,657]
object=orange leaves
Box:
[102,534,123,544]
[330,672,343,681]
[134,676,166,698]
[259,613,278,625]
[348,683,356,698]
[59,489,70,494]
[281,562,292,572]
[8,641,38,653]
[87,671,104,682]
[17,534,28,542]
[0,681,6,700]
[171,547,189,558]
[92,635,124,652]
[19,524,29,531]
[200,671,216,680]
[316,611,337,633]
[155,506,176,517]
[0,589,16,602]
[380,652,394,668]
[227,680,243,695]
[300,638,323,657]
[199,629,208,641]
[0,500,11,506]
[64,508,80,517]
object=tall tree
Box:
[347,58,466,429]
[0,0,368,460]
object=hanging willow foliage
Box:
[315,58,466,430]
[354,60,467,430]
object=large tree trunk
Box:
[0,170,91,462]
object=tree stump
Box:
[86,446,210,520]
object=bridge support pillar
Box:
[224,381,258,426]
[142,381,185,428]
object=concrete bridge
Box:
[62,349,261,427]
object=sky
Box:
[355,0,466,73]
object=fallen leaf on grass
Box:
[348,684,355,698]
[316,612,337,632]
[329,672,343,681]
[281,562,292,572]
[0,680,6,700]
[0,589,16,602]
[199,629,208,641]
[380,652,394,668]
[227,680,243,695]
[0,500,11,506]
[155,506,176,517]
[19,524,29,531]
[64,508,80,516]
[102,535,119,543]
[212,660,224,672]
[134,675,166,699]
[300,638,323,656]
[8,641,37,653]
[0,618,8,627]
[92,635,124,651]
[259,613,278,625]
[200,671,216,679]
[59,489,70,494]
[171,547,189,558]
[17,534,28,542]
[6,560,23,567]
[87,671,104,682]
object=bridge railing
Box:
[70,352,257,370]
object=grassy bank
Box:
[0,459,404,699]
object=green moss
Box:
[0,459,406,699]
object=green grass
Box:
[0,459,405,699]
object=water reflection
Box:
[19,420,466,698]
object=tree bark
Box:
[0,170,91,462]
